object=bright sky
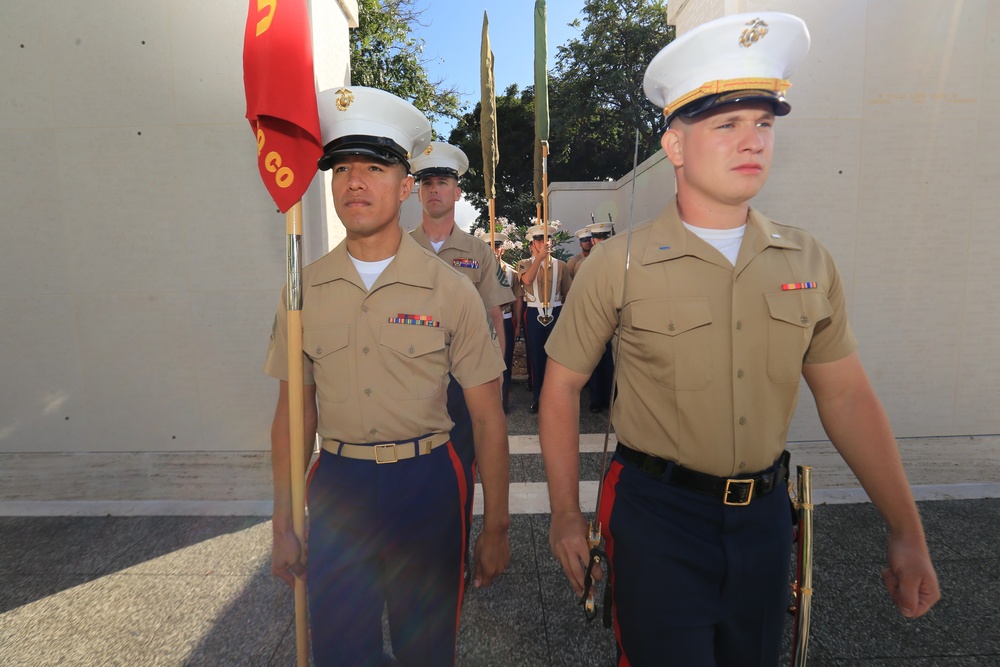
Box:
[410,0,587,137]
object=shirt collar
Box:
[411,222,473,254]
[641,198,800,266]
[309,229,436,290]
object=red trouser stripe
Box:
[447,442,472,667]
[601,459,632,667]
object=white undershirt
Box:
[349,254,394,290]
[430,240,446,253]
[682,222,746,266]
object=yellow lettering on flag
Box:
[255,0,277,37]
[264,150,294,189]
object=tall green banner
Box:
[481,11,498,200]
[533,0,549,204]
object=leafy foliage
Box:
[349,0,460,135]
[548,0,673,182]
[349,0,673,228]
[447,0,674,225]
[448,84,539,229]
[474,217,573,264]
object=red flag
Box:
[243,0,322,213]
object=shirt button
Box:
[800,314,809,324]
[315,347,323,356]
[364,388,372,396]
[370,428,377,436]
[362,305,369,313]
[739,461,746,470]
[736,320,743,330]
[362,346,369,355]
[737,369,744,379]
[739,416,747,425]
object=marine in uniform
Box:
[409,141,514,352]
[481,231,521,412]
[409,142,515,458]
[265,87,510,667]
[517,223,573,413]
[538,13,939,666]
[565,227,593,278]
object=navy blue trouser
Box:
[306,443,475,667]
[599,452,793,667]
[587,341,615,407]
[502,317,514,410]
[446,373,475,469]
[525,305,561,405]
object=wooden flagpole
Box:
[285,201,309,667]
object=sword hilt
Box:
[581,521,603,616]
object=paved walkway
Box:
[1,382,998,666]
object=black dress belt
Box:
[616,444,789,507]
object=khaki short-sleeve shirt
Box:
[498,259,518,316]
[264,232,505,444]
[410,223,515,310]
[566,252,588,279]
[546,200,856,477]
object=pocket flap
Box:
[632,298,712,337]
[764,291,833,328]
[302,325,349,359]
[380,323,446,358]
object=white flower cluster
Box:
[474,219,522,254]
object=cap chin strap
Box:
[319,134,410,166]
[664,77,791,118]
[415,167,459,181]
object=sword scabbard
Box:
[790,464,814,666]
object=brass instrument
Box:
[789,464,814,666]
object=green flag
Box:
[533,0,549,203]
[481,11,498,200]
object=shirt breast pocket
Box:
[379,324,448,399]
[302,325,351,403]
[764,291,834,383]
[630,298,713,390]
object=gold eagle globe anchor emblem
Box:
[739,18,769,48]
[335,87,354,111]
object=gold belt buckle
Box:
[374,443,398,464]
[724,478,754,506]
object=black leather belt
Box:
[616,444,789,506]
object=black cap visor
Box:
[318,135,410,172]
[667,89,791,126]
[414,167,459,181]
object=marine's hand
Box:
[881,532,940,618]
[272,523,307,588]
[472,524,510,588]
[549,510,600,596]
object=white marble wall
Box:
[0,1,355,475]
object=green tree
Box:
[448,84,538,229]
[350,0,460,134]
[548,0,673,182]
